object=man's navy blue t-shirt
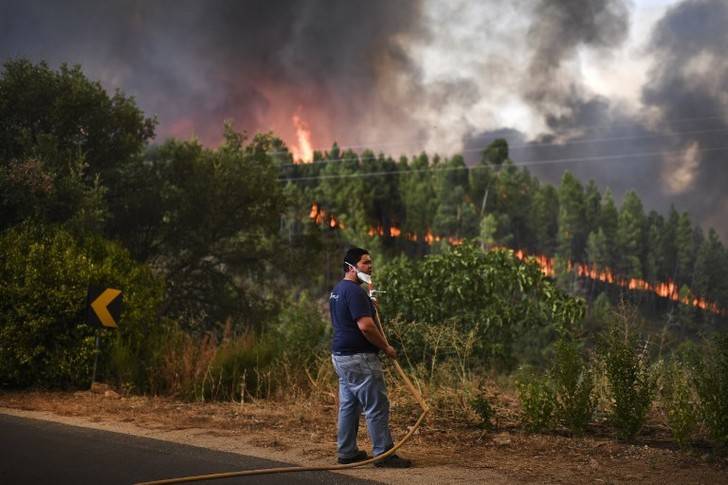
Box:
[329,279,379,354]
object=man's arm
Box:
[357,316,397,358]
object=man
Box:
[329,247,412,468]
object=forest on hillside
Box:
[3,60,728,446]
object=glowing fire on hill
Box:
[309,202,340,229]
[508,249,724,315]
[310,202,726,316]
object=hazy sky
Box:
[1,0,726,240]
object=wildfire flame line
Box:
[309,202,727,316]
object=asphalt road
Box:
[0,413,381,485]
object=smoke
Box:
[524,0,629,131]
[642,0,728,237]
[0,0,428,147]
[464,0,728,241]
[1,0,727,239]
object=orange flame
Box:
[309,202,343,229]
[291,112,313,163]
[307,201,725,316]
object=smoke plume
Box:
[1,0,727,239]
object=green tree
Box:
[583,180,602,237]
[379,242,585,371]
[492,163,536,249]
[599,189,619,269]
[586,228,609,270]
[400,153,436,248]
[481,138,509,166]
[432,155,478,238]
[0,224,165,389]
[692,229,728,313]
[675,212,695,285]
[616,191,645,279]
[644,212,665,285]
[557,171,586,262]
[528,184,559,254]
[0,59,155,231]
[660,206,680,281]
[121,128,285,332]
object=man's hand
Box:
[384,345,397,359]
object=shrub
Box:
[550,337,595,434]
[379,243,585,371]
[517,370,555,432]
[0,224,165,389]
[695,334,728,446]
[658,359,697,447]
[469,390,495,430]
[599,308,655,440]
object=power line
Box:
[278,145,728,182]
[266,113,728,157]
[273,126,728,169]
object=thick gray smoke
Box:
[465,0,728,241]
[1,0,727,239]
[524,0,629,131]
[0,0,427,146]
[641,0,728,237]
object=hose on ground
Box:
[135,303,428,484]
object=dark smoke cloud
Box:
[0,0,427,145]
[465,0,728,242]
[524,0,629,132]
[642,0,728,237]
[2,0,727,240]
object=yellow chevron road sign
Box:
[87,287,123,328]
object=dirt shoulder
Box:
[1,390,726,484]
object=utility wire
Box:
[278,145,728,182]
[265,113,728,157]
[272,126,728,169]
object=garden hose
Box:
[135,303,429,485]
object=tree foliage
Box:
[378,242,585,370]
[0,224,165,388]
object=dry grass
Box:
[2,380,727,484]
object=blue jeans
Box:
[332,353,394,459]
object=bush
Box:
[695,334,728,446]
[550,337,595,434]
[469,390,495,430]
[379,242,585,371]
[599,307,655,440]
[658,359,697,447]
[517,369,555,432]
[0,224,165,389]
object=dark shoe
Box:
[374,453,412,468]
[337,450,369,464]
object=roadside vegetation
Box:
[2,59,728,455]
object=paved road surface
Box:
[0,413,381,485]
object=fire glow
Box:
[310,201,726,316]
[309,202,341,229]
[290,112,314,163]
[509,249,725,316]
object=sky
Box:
[1,0,726,240]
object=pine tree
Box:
[616,191,645,279]
[529,184,559,255]
[584,180,602,237]
[675,212,695,285]
[557,171,586,262]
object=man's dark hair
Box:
[344,247,369,272]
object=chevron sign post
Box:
[87,287,123,328]
[87,286,122,386]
